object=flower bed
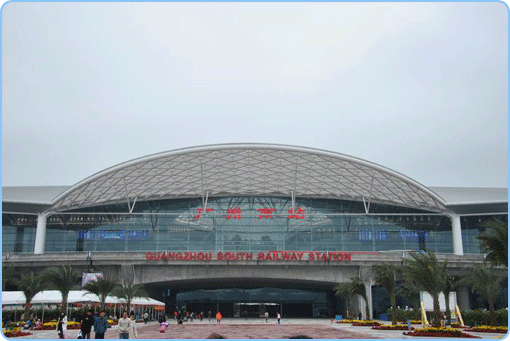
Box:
[3,330,33,337]
[352,320,381,326]
[40,320,80,330]
[373,325,413,330]
[465,326,508,333]
[336,319,359,324]
[403,326,479,338]
[405,320,421,324]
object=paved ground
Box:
[9,319,507,339]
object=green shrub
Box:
[385,308,420,322]
[460,309,508,327]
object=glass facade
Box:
[1,216,37,253]
[3,196,500,255]
[460,215,508,254]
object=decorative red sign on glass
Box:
[287,207,305,219]
[226,207,242,220]
[257,208,276,219]
[194,207,213,220]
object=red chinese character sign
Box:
[257,208,276,219]
[287,207,305,219]
[194,206,306,221]
[194,207,213,220]
[226,207,242,220]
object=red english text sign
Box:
[145,250,365,262]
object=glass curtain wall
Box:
[2,197,502,254]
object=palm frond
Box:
[477,219,508,267]
[16,272,43,318]
[83,276,119,310]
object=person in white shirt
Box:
[129,314,138,339]
[56,312,68,339]
[118,312,131,339]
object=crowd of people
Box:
[53,309,150,339]
[7,308,289,339]
[157,309,282,329]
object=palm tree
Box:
[477,219,508,267]
[334,276,370,320]
[334,281,354,319]
[373,264,399,325]
[3,265,17,291]
[403,251,446,327]
[442,270,455,325]
[396,281,421,320]
[41,266,79,313]
[113,281,149,313]
[16,272,43,320]
[82,276,118,311]
[460,265,503,326]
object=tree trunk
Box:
[412,298,421,320]
[444,293,451,325]
[433,296,441,327]
[489,301,496,326]
[23,302,31,322]
[347,297,354,319]
[62,295,68,314]
[390,292,397,325]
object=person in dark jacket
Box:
[93,311,109,339]
[81,311,95,339]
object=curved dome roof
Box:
[50,144,448,213]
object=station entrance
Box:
[163,287,333,318]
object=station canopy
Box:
[50,144,448,213]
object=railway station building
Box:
[2,144,508,318]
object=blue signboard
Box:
[77,229,148,241]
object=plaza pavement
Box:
[10,319,507,339]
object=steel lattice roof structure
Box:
[48,144,449,213]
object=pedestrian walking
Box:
[276,312,281,324]
[93,311,108,339]
[264,311,269,323]
[215,311,222,324]
[80,311,95,339]
[118,312,131,339]
[143,312,149,324]
[208,310,212,321]
[129,314,138,339]
[56,312,67,339]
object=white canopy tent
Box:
[2,290,165,321]
[2,290,164,306]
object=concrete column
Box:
[367,279,373,320]
[456,286,470,310]
[450,214,463,255]
[34,212,49,255]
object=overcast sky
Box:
[2,2,508,188]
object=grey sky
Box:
[2,2,508,188]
